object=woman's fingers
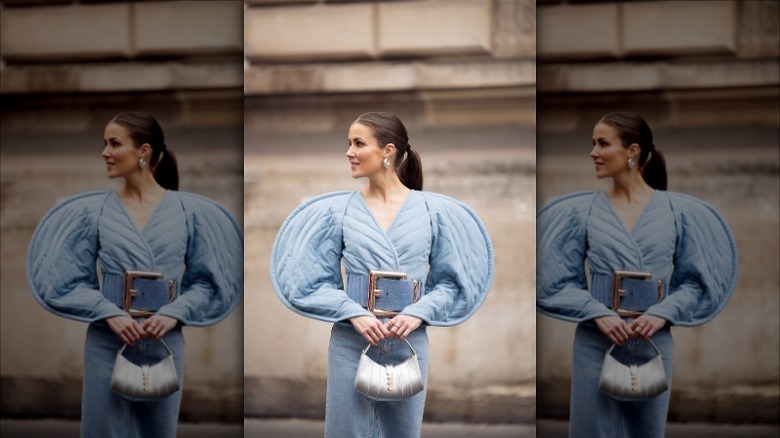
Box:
[349,316,388,345]
[630,315,667,340]
[386,315,423,340]
[142,315,179,339]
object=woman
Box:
[537,111,737,437]
[271,112,493,437]
[26,112,243,438]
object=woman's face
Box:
[102,122,143,179]
[346,122,387,179]
[590,122,631,179]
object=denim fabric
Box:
[569,323,673,438]
[81,322,184,438]
[326,322,429,438]
[271,191,494,327]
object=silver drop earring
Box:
[383,157,391,169]
[627,157,635,169]
[139,157,147,169]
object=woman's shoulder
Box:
[537,191,598,217]
[663,191,721,211]
[416,190,478,214]
[173,191,242,233]
[661,191,732,227]
[42,191,110,219]
[286,190,354,218]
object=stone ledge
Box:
[245,59,534,95]
[538,381,780,423]
[0,61,243,94]
[0,376,242,421]
[244,376,535,423]
[538,60,780,93]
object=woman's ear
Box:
[384,143,397,157]
[628,143,641,158]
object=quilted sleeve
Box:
[536,192,615,323]
[271,192,372,323]
[645,193,738,326]
[26,192,127,322]
[400,193,494,327]
[155,193,243,326]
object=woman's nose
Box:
[101,145,110,158]
[589,145,598,158]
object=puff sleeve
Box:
[26,192,126,322]
[271,192,372,322]
[645,193,738,326]
[400,193,494,327]
[536,192,615,322]
[155,192,243,326]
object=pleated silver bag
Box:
[110,338,179,400]
[354,338,424,401]
[599,338,668,400]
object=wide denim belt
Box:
[591,271,665,318]
[346,271,421,318]
[102,271,177,317]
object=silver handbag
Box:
[110,338,179,400]
[354,338,424,401]
[598,338,668,401]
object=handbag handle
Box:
[117,338,174,358]
[361,338,417,356]
[606,338,661,356]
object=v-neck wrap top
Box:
[271,190,494,326]
[537,191,737,327]
[27,190,243,326]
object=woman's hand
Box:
[594,315,634,345]
[349,315,389,345]
[142,314,179,340]
[630,314,667,340]
[386,315,423,340]
[106,316,146,345]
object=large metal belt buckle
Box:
[367,270,419,318]
[123,270,174,318]
[611,270,661,318]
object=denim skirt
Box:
[81,322,184,438]
[569,322,673,438]
[325,321,429,438]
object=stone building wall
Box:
[1,0,245,422]
[535,0,780,425]
[243,0,537,423]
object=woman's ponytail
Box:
[397,146,423,191]
[151,146,179,191]
[640,147,667,191]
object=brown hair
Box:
[353,112,423,191]
[598,111,667,190]
[110,111,179,190]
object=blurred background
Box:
[243,0,537,426]
[0,0,244,430]
[535,0,780,431]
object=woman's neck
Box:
[364,172,409,203]
[120,172,165,202]
[609,171,653,203]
